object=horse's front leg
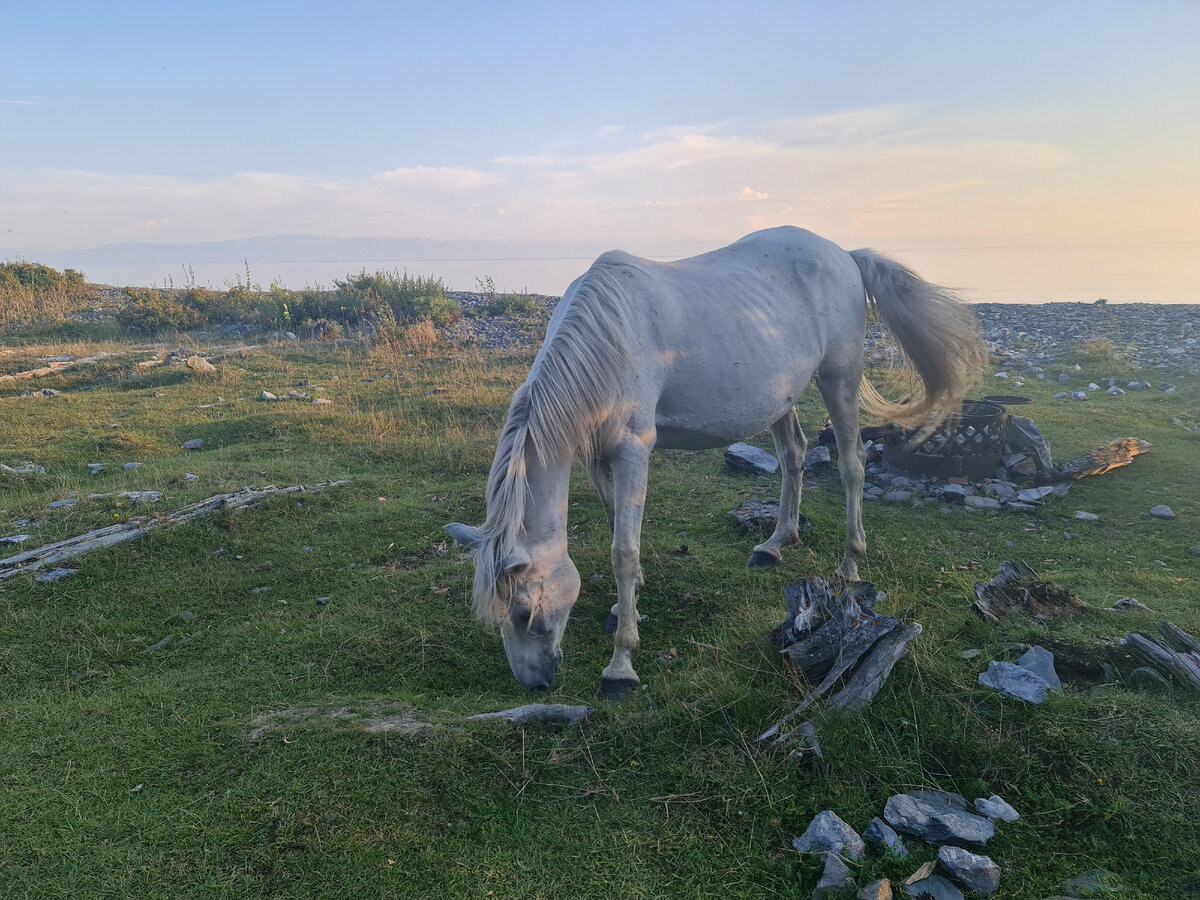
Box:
[749,409,807,567]
[598,436,652,700]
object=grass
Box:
[1,328,1198,898]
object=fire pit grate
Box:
[884,400,1009,481]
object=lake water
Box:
[49,242,1200,304]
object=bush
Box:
[483,292,539,317]
[114,287,207,332]
[333,269,460,326]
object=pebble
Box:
[1073,510,1099,520]
[182,439,204,450]
[0,534,32,545]
[1189,546,1200,557]
[87,463,104,475]
[1149,505,1176,519]
[35,568,77,582]
[884,490,912,502]
[1071,391,1088,401]
[124,461,144,470]
[973,794,1020,823]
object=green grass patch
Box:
[1,336,1198,897]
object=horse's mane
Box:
[472,256,638,624]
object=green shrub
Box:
[483,291,539,317]
[333,269,460,325]
[114,287,207,332]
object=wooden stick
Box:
[0,481,348,579]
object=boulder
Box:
[804,446,832,471]
[185,355,217,374]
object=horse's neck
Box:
[521,449,573,550]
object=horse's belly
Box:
[654,397,799,450]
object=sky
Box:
[1,0,1198,299]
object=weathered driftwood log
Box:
[466,704,594,725]
[761,577,922,741]
[1120,622,1200,694]
[972,560,1088,623]
[0,352,123,385]
[1043,437,1152,482]
[0,481,348,580]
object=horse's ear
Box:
[502,549,532,575]
[444,523,482,550]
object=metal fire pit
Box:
[884,400,1009,481]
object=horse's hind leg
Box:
[817,360,867,581]
[749,409,807,568]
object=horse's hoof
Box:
[597,677,639,701]
[748,549,780,568]
[603,612,618,635]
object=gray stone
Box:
[982,481,1017,501]
[863,816,908,859]
[1057,373,1072,383]
[1017,485,1054,502]
[123,461,143,470]
[185,473,199,481]
[964,495,1000,510]
[1127,380,1148,390]
[804,446,832,471]
[973,794,1020,823]
[87,463,104,475]
[1129,667,1171,693]
[813,851,857,899]
[1073,510,1099,520]
[1149,504,1176,520]
[792,810,866,861]
[466,704,594,725]
[978,661,1049,704]
[959,648,982,661]
[0,534,32,545]
[1052,392,1067,399]
[1071,391,1088,401]
[857,879,892,900]
[182,439,204,450]
[889,476,921,490]
[906,790,968,812]
[730,497,781,533]
[34,568,77,582]
[1006,415,1053,472]
[725,442,779,475]
[904,872,964,900]
[285,331,297,340]
[1018,645,1063,693]
[1061,869,1124,897]
[1111,596,1149,611]
[936,846,1001,895]
[1,462,46,476]
[1106,386,1125,396]
[940,483,967,501]
[885,490,913,502]
[261,390,279,401]
[49,498,76,509]
[1189,546,1200,557]
[1087,382,1100,391]
[883,793,994,849]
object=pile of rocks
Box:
[793,790,1017,899]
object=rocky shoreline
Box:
[449,297,1200,376]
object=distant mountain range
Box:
[4,235,707,268]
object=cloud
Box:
[3,102,1190,255]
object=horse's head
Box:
[444,523,580,690]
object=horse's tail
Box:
[850,248,985,427]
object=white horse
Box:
[446,227,982,696]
